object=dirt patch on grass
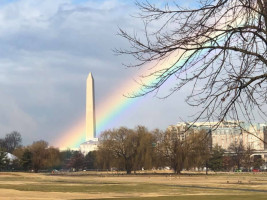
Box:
[0,188,189,200]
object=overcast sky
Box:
[0,0,197,146]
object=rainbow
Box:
[53,14,242,149]
[53,52,185,149]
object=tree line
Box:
[208,142,265,172]
[97,126,265,174]
[0,127,265,173]
[97,126,210,174]
[0,132,96,172]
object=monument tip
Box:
[87,72,93,79]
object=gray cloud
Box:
[0,0,189,146]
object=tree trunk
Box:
[125,159,132,174]
[126,168,132,174]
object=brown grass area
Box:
[0,171,267,199]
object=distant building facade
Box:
[168,121,267,161]
[79,138,98,155]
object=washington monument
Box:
[86,72,96,140]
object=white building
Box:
[79,138,99,155]
[168,121,267,161]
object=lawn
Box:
[0,172,267,199]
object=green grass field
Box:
[1,172,267,199]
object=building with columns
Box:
[168,121,267,161]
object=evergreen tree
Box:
[207,145,225,171]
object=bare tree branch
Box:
[117,0,267,130]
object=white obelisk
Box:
[86,72,96,141]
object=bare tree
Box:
[27,141,61,172]
[98,127,138,174]
[155,129,210,174]
[118,0,267,128]
[133,126,156,171]
[160,130,190,174]
[243,144,254,170]
[98,126,157,173]
[45,147,61,170]
[67,151,85,171]
[228,140,245,170]
[96,146,113,170]
[30,140,49,172]
[3,131,22,153]
[0,139,5,151]
[187,130,211,170]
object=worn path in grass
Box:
[1,172,267,199]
